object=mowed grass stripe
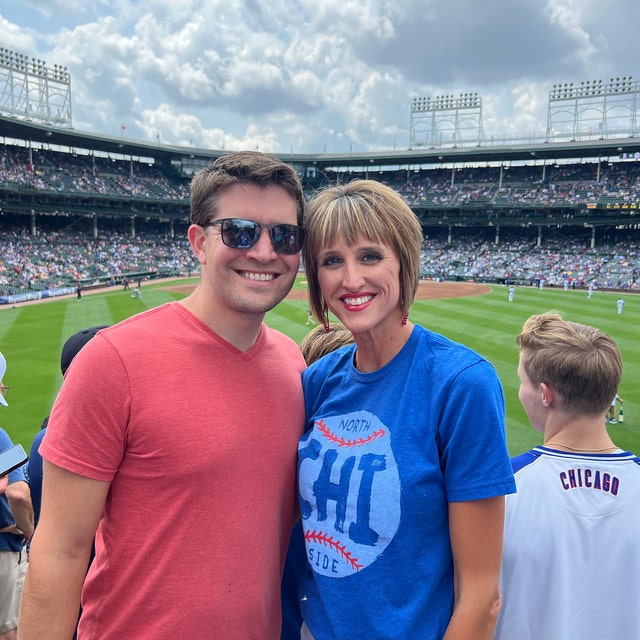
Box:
[2,304,67,427]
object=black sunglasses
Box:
[202,218,306,255]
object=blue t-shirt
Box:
[0,427,28,552]
[28,427,46,524]
[297,324,516,639]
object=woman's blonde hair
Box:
[302,180,423,326]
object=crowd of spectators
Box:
[1,220,638,298]
[420,232,640,289]
[3,145,640,208]
[320,161,640,209]
[0,224,197,296]
[1,144,639,297]
[0,146,189,200]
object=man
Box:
[494,312,640,640]
[19,151,307,640]
[0,352,34,640]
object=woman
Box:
[297,180,516,639]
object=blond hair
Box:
[300,323,354,366]
[516,312,622,416]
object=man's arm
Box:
[5,479,35,543]
[443,496,505,640]
[18,460,110,640]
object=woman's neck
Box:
[353,321,413,373]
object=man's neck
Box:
[179,290,264,352]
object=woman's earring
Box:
[401,313,408,326]
[323,302,330,333]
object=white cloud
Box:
[2,0,639,153]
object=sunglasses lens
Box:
[215,219,305,254]
[222,219,260,249]
[270,225,305,254]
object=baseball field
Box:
[0,276,637,457]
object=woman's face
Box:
[316,233,402,338]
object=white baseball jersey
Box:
[494,446,640,640]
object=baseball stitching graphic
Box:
[299,410,401,577]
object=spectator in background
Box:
[0,370,10,495]
[0,352,34,640]
[299,323,353,365]
[19,151,308,640]
[28,326,107,640]
[607,392,624,424]
[494,312,640,640]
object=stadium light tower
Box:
[0,47,72,127]
[410,93,484,148]
[546,76,639,142]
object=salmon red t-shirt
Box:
[41,302,305,639]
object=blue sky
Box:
[1,0,639,153]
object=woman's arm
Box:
[443,496,505,640]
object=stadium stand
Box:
[1,133,639,302]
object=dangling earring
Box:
[322,302,330,333]
[401,313,408,326]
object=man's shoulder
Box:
[264,326,306,361]
[0,428,12,449]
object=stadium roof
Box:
[2,114,640,169]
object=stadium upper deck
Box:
[1,113,640,234]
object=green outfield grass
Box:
[0,278,638,457]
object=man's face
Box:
[192,182,301,318]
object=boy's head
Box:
[516,312,622,417]
[300,323,354,366]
